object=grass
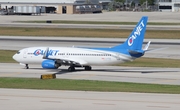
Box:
[0,78,180,94]
[0,27,180,39]
[1,50,180,68]
[120,57,180,68]
[0,50,17,63]
[18,20,180,25]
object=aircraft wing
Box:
[57,58,87,66]
[42,47,87,66]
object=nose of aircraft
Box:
[12,54,18,62]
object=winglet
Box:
[143,41,151,51]
[43,47,49,59]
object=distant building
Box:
[99,0,180,12]
[158,0,180,12]
[99,0,113,10]
[0,0,102,14]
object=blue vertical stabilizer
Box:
[82,16,149,58]
[112,16,148,52]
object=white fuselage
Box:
[12,16,148,70]
[13,47,133,66]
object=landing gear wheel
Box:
[25,64,29,69]
[68,66,75,72]
[85,66,92,71]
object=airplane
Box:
[13,16,150,71]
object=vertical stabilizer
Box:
[113,16,148,51]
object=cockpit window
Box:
[16,51,20,54]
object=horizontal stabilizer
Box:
[143,41,151,51]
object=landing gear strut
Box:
[68,66,75,72]
[25,64,29,69]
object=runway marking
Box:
[0,72,22,77]
[147,105,170,108]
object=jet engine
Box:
[41,60,60,69]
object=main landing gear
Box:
[68,66,92,72]
[84,66,92,71]
[68,66,75,71]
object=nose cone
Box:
[13,54,18,62]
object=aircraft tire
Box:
[25,64,29,69]
[68,66,75,71]
[85,66,92,71]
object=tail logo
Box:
[128,20,145,46]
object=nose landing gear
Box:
[25,64,29,69]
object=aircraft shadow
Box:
[54,69,179,75]
[28,68,179,75]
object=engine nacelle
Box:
[41,60,60,69]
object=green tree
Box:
[85,0,91,4]
[108,0,124,11]
[131,1,135,7]
[139,0,155,5]
[115,0,125,3]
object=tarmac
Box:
[0,88,180,110]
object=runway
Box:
[1,63,180,85]
[0,88,180,110]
